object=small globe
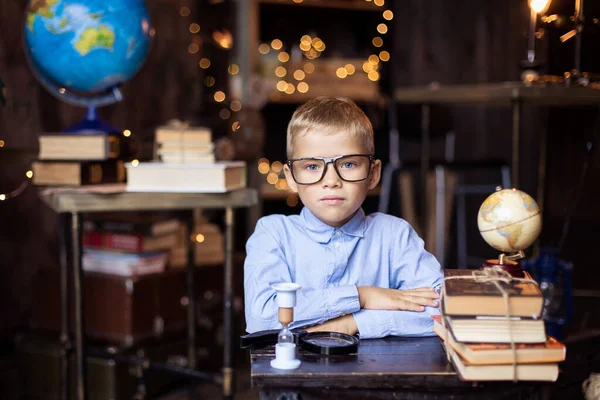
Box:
[23,0,152,94]
[477,188,542,253]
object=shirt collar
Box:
[301,207,366,243]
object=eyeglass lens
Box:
[291,155,371,184]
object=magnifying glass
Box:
[240,329,359,356]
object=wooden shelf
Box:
[39,184,258,213]
[258,0,383,11]
[394,81,600,106]
[268,86,383,104]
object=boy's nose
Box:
[321,163,342,188]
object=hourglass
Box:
[270,282,302,370]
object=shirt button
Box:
[336,231,342,236]
[334,242,341,248]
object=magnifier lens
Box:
[304,336,352,347]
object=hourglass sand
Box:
[270,283,302,370]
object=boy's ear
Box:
[284,164,299,193]
[368,159,382,190]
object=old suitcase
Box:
[30,267,223,347]
[15,332,187,400]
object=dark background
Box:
[1,0,600,394]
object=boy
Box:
[244,96,442,339]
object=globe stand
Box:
[62,106,121,135]
[481,250,526,278]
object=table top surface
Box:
[250,336,550,391]
[394,81,600,106]
[38,184,258,213]
[251,336,463,389]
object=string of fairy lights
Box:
[254,0,393,207]
[0,139,34,202]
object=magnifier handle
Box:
[240,328,307,349]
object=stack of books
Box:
[32,132,132,186]
[125,121,247,193]
[82,213,181,276]
[155,121,215,164]
[169,213,225,267]
[436,269,565,382]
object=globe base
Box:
[62,106,120,135]
[481,258,525,278]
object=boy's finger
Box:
[396,299,425,312]
[402,290,439,299]
[401,295,439,307]
[408,287,436,291]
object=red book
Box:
[82,231,178,253]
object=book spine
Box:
[82,232,144,253]
[83,221,153,236]
[81,160,126,185]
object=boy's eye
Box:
[340,161,356,169]
[304,163,321,171]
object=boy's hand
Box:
[357,286,439,312]
[306,314,358,336]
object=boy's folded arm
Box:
[244,218,361,333]
[352,307,440,339]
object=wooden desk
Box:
[250,336,544,399]
[39,184,258,400]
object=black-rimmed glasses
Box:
[286,154,374,185]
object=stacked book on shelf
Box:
[32,132,132,186]
[155,122,215,164]
[82,213,180,276]
[82,212,226,276]
[437,269,566,382]
[169,212,225,267]
[125,121,247,193]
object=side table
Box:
[39,184,258,400]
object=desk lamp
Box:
[270,283,302,370]
[521,0,553,82]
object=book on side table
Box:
[125,161,246,193]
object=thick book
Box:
[433,316,565,364]
[442,315,547,344]
[32,160,126,186]
[125,161,246,193]
[38,133,131,161]
[83,214,180,237]
[445,344,559,382]
[155,126,212,143]
[158,153,216,164]
[442,269,543,318]
[82,231,179,253]
[82,249,168,276]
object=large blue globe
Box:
[23,0,152,94]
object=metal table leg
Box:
[223,207,235,399]
[186,213,198,399]
[511,100,522,188]
[71,212,87,400]
[58,213,70,400]
[420,104,431,234]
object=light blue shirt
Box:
[244,206,443,339]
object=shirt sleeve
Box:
[353,219,443,339]
[244,217,361,333]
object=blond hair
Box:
[286,96,374,158]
